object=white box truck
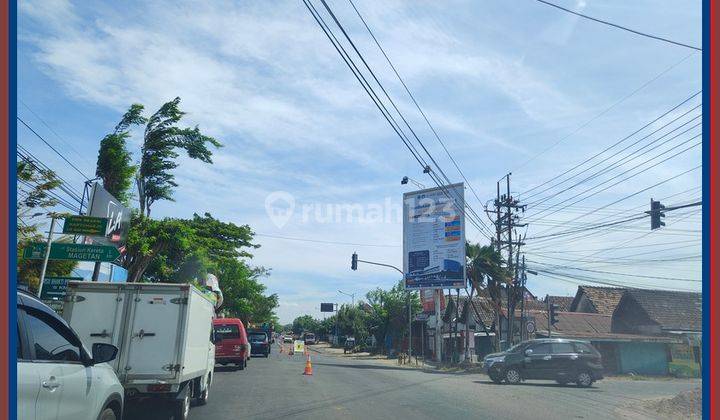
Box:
[62,281,216,420]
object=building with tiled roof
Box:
[569,286,626,315]
[612,289,702,334]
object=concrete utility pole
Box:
[37,215,57,298]
[492,174,526,350]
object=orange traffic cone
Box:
[303,354,313,375]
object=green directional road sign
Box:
[62,215,108,236]
[23,243,120,262]
[40,277,83,301]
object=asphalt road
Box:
[180,345,700,420]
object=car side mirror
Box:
[92,343,118,364]
[524,349,533,356]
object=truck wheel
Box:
[197,376,210,406]
[173,391,191,420]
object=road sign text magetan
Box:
[23,243,120,262]
[62,215,108,236]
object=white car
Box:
[17,289,124,420]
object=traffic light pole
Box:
[350,254,411,358]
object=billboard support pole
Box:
[434,289,442,362]
[407,291,412,359]
[37,215,56,298]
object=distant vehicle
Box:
[214,318,251,370]
[18,288,124,420]
[248,331,270,357]
[304,333,316,345]
[283,336,293,343]
[63,282,216,420]
[482,338,604,387]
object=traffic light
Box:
[650,199,666,230]
[549,303,559,326]
[351,252,358,270]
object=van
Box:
[213,318,250,370]
[63,282,216,420]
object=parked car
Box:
[303,333,316,345]
[213,318,250,370]
[248,331,270,357]
[63,282,216,420]
[17,289,124,420]
[482,338,604,387]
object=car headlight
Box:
[484,356,505,365]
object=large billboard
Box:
[403,183,466,290]
[87,183,131,251]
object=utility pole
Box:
[37,215,57,298]
[492,174,526,350]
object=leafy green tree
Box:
[95,104,146,205]
[122,215,193,283]
[335,304,369,342]
[16,161,61,240]
[137,97,222,216]
[16,162,77,291]
[466,242,509,351]
[292,315,320,334]
[466,242,508,300]
[365,280,420,353]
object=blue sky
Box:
[18,0,702,323]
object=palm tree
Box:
[466,242,510,351]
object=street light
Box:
[401,176,426,189]
[338,290,356,305]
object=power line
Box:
[533,0,701,51]
[526,214,648,240]
[524,107,702,207]
[302,0,494,241]
[314,0,494,240]
[520,91,701,197]
[19,99,95,168]
[525,132,702,222]
[346,0,491,220]
[514,55,698,172]
[17,150,84,203]
[531,268,695,292]
[255,233,399,248]
[528,260,700,282]
[18,116,91,181]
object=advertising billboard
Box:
[320,303,335,312]
[403,183,466,290]
[87,183,131,251]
